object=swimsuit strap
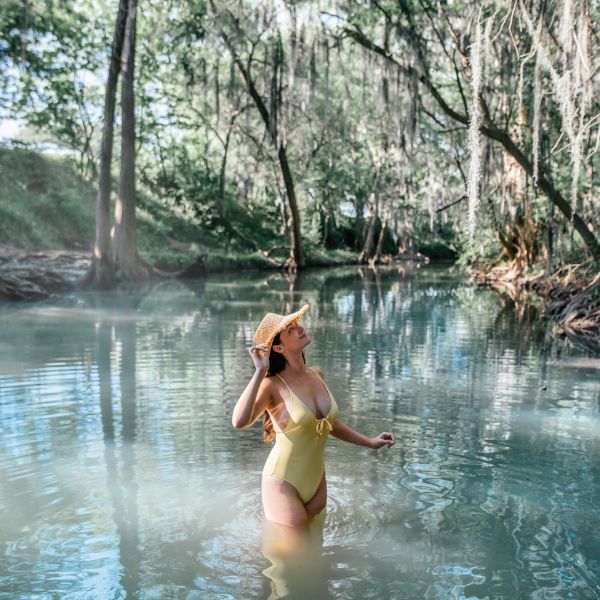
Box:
[306,367,323,382]
[274,373,292,393]
[276,368,323,388]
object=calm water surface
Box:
[1,264,599,599]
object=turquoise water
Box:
[1,264,599,599]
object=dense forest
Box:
[1,1,598,290]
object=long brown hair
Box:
[262,331,306,443]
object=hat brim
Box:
[268,303,310,347]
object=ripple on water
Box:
[424,564,487,600]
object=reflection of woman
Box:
[260,509,330,599]
[233,304,395,528]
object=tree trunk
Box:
[278,144,305,271]
[236,55,305,269]
[359,192,379,263]
[354,198,365,251]
[218,108,247,218]
[218,117,235,214]
[81,0,128,290]
[358,160,383,263]
[372,206,389,263]
[111,0,151,282]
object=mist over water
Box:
[1,264,599,599]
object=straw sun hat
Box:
[253,303,310,349]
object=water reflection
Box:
[0,264,599,598]
[97,294,142,600]
[261,510,331,600]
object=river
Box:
[1,264,599,599]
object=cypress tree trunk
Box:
[81,0,128,290]
[359,161,382,264]
[359,192,379,263]
[112,0,151,282]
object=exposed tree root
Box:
[472,259,600,354]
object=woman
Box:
[232,304,395,529]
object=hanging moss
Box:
[466,10,484,248]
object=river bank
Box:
[0,246,333,301]
[471,259,600,355]
[0,244,432,301]
[3,242,597,358]
[0,247,91,300]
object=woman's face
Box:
[276,319,310,353]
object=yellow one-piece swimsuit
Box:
[262,367,340,503]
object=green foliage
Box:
[415,220,458,260]
[303,243,358,266]
[0,0,111,176]
[2,0,597,269]
[203,251,274,272]
[0,146,357,272]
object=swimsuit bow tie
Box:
[315,417,333,437]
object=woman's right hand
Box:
[249,342,270,372]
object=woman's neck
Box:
[282,355,307,375]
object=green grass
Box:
[0,146,95,249]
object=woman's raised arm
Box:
[232,342,271,429]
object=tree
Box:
[209,1,306,271]
[82,0,153,288]
[0,0,108,178]
[81,0,129,290]
[111,0,151,281]
[341,0,600,261]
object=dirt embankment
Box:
[472,260,600,354]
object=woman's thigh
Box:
[261,475,308,528]
[304,472,327,518]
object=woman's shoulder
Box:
[260,372,284,402]
[260,372,278,389]
[309,366,325,380]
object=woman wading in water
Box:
[232,304,396,529]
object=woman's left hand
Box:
[370,432,396,449]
